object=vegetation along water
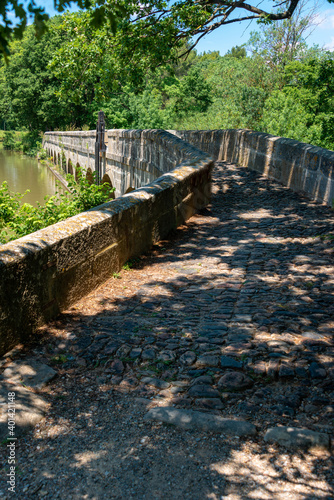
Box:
[0,149,58,206]
[0,139,114,245]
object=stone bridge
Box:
[0,128,333,356]
[43,129,196,197]
[43,128,334,205]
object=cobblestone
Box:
[42,161,332,437]
[3,161,333,484]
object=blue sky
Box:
[8,1,334,55]
[194,1,334,54]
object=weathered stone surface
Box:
[129,348,142,359]
[0,380,49,440]
[116,345,131,358]
[2,358,56,390]
[144,407,257,436]
[264,426,331,452]
[105,359,124,375]
[72,336,92,353]
[195,398,224,410]
[279,363,294,378]
[119,376,138,389]
[190,375,213,386]
[141,348,157,360]
[188,385,220,398]
[218,371,253,391]
[158,351,176,362]
[141,377,170,390]
[220,356,242,369]
[251,361,267,375]
[267,359,280,379]
[309,362,327,379]
[179,351,196,366]
[196,355,219,368]
[103,342,119,356]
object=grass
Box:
[120,357,133,363]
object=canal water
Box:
[0,149,58,205]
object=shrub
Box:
[2,131,16,150]
[0,167,115,244]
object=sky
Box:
[7,0,334,55]
[194,1,334,54]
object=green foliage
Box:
[2,1,330,62]
[0,167,115,244]
[226,45,247,59]
[248,1,316,70]
[1,17,96,133]
[2,130,15,150]
[260,56,334,149]
[122,261,133,271]
[0,129,44,154]
[51,354,68,365]
[0,1,333,160]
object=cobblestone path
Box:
[1,161,334,499]
[61,161,334,419]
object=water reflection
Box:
[0,150,59,206]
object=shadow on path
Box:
[0,161,333,499]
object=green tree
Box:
[3,16,95,134]
[1,1,325,61]
[178,53,272,130]
[248,0,320,69]
[261,55,334,150]
[226,45,247,59]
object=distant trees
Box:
[0,16,100,132]
[1,1,331,61]
[226,46,247,59]
[0,2,333,151]
[248,0,321,69]
[261,55,334,148]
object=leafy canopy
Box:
[2,1,332,59]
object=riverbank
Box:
[45,161,70,192]
[0,130,44,157]
[0,154,114,244]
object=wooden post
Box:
[95,111,107,185]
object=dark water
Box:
[0,149,58,206]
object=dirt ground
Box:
[0,161,333,499]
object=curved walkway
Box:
[1,161,333,499]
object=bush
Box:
[2,131,16,150]
[0,167,115,244]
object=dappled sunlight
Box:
[238,209,274,220]
[210,444,332,499]
[1,160,333,498]
[73,451,108,468]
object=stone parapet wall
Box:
[43,130,96,176]
[1,131,212,355]
[43,129,210,197]
[170,129,334,207]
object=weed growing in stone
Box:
[122,262,133,271]
[51,354,68,365]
